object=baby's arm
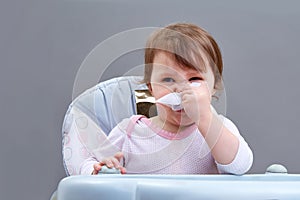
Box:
[199,113,240,165]
[204,115,253,174]
[79,119,129,175]
[181,82,252,174]
[80,156,99,175]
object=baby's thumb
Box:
[114,152,124,161]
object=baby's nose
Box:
[174,81,189,92]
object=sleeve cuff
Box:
[80,158,99,175]
[216,139,253,175]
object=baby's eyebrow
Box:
[159,68,178,75]
[160,72,180,78]
[186,71,203,76]
[189,75,203,79]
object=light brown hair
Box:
[144,23,223,90]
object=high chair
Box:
[62,76,149,176]
[51,76,300,200]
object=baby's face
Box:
[150,51,215,100]
[149,51,215,128]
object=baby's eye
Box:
[162,77,175,83]
[189,77,203,82]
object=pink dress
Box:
[80,115,253,175]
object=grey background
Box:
[1,0,299,199]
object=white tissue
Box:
[156,93,183,111]
[155,82,201,111]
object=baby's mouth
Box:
[175,109,185,113]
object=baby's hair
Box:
[144,23,223,90]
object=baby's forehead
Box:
[153,62,205,74]
[152,51,207,73]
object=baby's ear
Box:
[211,88,217,96]
[147,83,153,94]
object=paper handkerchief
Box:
[155,82,201,111]
[156,93,183,111]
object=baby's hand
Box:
[181,81,212,125]
[92,152,127,175]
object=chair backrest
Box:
[62,76,147,175]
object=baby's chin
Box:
[178,121,195,128]
[174,115,195,128]
[157,107,195,126]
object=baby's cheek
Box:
[203,81,214,96]
[152,88,172,100]
[155,105,168,121]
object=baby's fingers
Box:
[113,152,126,173]
[119,166,127,174]
[101,157,121,169]
[92,163,102,175]
[110,157,122,168]
[100,158,114,168]
[114,152,124,161]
